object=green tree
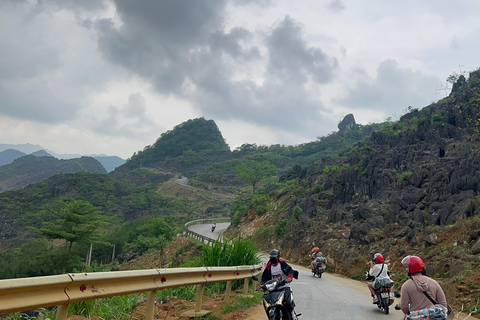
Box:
[31,200,110,271]
[136,217,176,241]
[235,160,277,192]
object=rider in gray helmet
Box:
[259,249,299,319]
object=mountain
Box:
[31,150,53,157]
[0,143,44,154]
[0,155,107,192]
[0,149,25,166]
[0,144,126,173]
[94,156,126,173]
[120,117,231,176]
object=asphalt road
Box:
[191,223,403,319]
[289,265,401,319]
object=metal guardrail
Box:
[0,218,256,319]
[0,264,263,319]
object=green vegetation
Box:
[126,118,230,172]
[220,292,263,313]
[397,171,412,181]
[30,199,110,271]
[275,219,289,236]
[202,238,261,267]
[235,160,277,192]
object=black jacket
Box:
[261,259,294,284]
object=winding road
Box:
[188,222,230,242]
[189,223,403,319]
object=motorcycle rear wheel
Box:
[381,298,389,314]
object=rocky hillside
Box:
[228,69,480,314]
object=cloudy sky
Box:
[1,0,479,159]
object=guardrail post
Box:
[243,278,249,295]
[195,284,205,313]
[224,281,232,303]
[145,291,156,320]
[56,304,69,320]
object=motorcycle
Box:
[372,278,394,314]
[211,224,216,232]
[311,263,324,278]
[254,277,300,320]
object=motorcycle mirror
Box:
[252,275,259,281]
[393,291,401,298]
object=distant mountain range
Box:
[0,144,126,172]
[0,155,107,193]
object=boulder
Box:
[424,233,438,246]
[469,229,480,241]
[471,238,480,255]
[338,114,356,133]
[449,259,472,277]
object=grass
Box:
[1,237,261,320]
[2,295,140,320]
[221,292,263,313]
[202,238,261,267]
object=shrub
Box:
[275,219,289,236]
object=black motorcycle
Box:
[373,279,394,314]
[312,263,324,278]
[256,278,299,320]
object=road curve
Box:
[188,222,230,242]
[191,223,402,319]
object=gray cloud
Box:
[232,0,273,6]
[96,0,227,95]
[192,16,338,132]
[0,83,79,123]
[94,93,155,138]
[0,0,121,124]
[96,3,339,134]
[210,28,260,60]
[327,0,346,13]
[266,16,338,85]
[337,59,441,117]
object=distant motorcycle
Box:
[211,224,216,232]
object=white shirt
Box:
[369,263,390,279]
[271,263,290,288]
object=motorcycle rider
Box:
[399,255,448,317]
[367,253,393,304]
[259,249,299,319]
[211,222,216,232]
[310,247,327,271]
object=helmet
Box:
[401,255,425,274]
[269,249,280,258]
[374,253,384,264]
[314,247,320,253]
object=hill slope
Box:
[0,155,107,192]
[0,149,25,166]
[228,68,480,313]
